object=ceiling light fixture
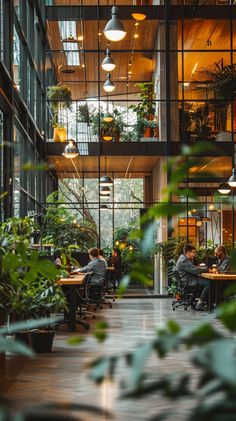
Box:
[103,6,127,42]
[62,140,79,159]
[228,168,236,187]
[100,204,109,210]
[131,13,147,21]
[103,73,115,93]
[100,186,111,196]
[217,182,231,195]
[100,157,113,186]
[101,48,116,72]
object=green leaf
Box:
[217,299,236,331]
[95,321,109,330]
[67,336,85,346]
[93,331,107,343]
[167,320,180,334]
[0,336,33,356]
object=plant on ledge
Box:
[129,81,157,139]
[196,61,236,134]
[47,84,72,142]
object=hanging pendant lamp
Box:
[100,204,109,210]
[228,168,236,187]
[217,182,231,195]
[101,48,116,72]
[103,73,115,93]
[62,140,79,159]
[100,186,111,196]
[103,6,127,42]
[100,157,113,186]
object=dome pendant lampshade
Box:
[100,204,109,210]
[101,49,116,72]
[103,112,113,123]
[228,168,236,187]
[100,186,110,196]
[103,74,115,93]
[62,141,79,159]
[103,6,127,42]
[100,175,113,187]
[217,182,231,195]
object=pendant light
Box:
[101,48,116,72]
[103,73,115,93]
[100,204,109,210]
[62,140,79,159]
[100,186,111,196]
[100,157,113,187]
[217,182,231,195]
[103,95,113,123]
[228,168,236,187]
[103,6,127,42]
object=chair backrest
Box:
[173,269,188,291]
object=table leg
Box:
[69,285,77,332]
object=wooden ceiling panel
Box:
[48,155,160,179]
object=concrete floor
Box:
[1,298,218,420]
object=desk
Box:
[57,274,86,332]
[201,273,236,308]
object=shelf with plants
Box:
[47,84,72,142]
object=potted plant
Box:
[0,217,67,353]
[47,84,72,142]
[91,109,124,142]
[196,61,236,139]
[191,102,212,140]
[77,103,92,124]
[129,82,157,139]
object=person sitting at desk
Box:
[72,247,106,285]
[99,249,108,267]
[215,246,230,273]
[176,244,209,311]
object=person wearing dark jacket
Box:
[215,246,230,273]
[176,244,209,310]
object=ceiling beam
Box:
[46,5,236,22]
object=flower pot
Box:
[53,127,67,142]
[15,331,31,347]
[30,330,55,353]
[144,126,153,138]
[175,293,182,301]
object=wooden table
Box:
[57,274,86,332]
[201,273,236,309]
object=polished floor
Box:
[1,298,217,420]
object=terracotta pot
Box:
[135,0,152,4]
[53,127,67,142]
[144,126,153,138]
[175,293,182,301]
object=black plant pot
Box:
[15,331,31,347]
[30,330,55,353]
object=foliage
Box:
[0,240,67,322]
[129,82,157,139]
[129,82,155,119]
[0,216,37,249]
[47,84,72,127]
[77,103,91,124]
[91,109,125,141]
[42,191,98,249]
[196,61,236,131]
[191,102,212,137]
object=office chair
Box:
[171,270,201,311]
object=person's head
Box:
[183,244,196,261]
[215,246,226,260]
[112,248,120,257]
[99,249,104,257]
[88,247,99,260]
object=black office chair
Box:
[171,270,201,311]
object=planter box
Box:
[15,330,55,353]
